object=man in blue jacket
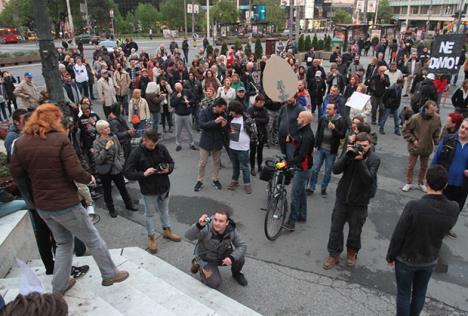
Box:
[194,98,228,192]
[432,118,468,239]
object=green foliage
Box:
[135,3,161,33]
[0,0,33,29]
[377,0,393,24]
[254,38,263,59]
[115,12,134,34]
[312,34,318,50]
[0,153,9,177]
[298,34,305,52]
[0,51,39,58]
[210,0,238,24]
[206,45,213,56]
[332,9,352,24]
[253,0,286,30]
[318,39,324,51]
[221,42,228,55]
[324,34,332,51]
[160,0,186,29]
[234,39,242,51]
[305,35,312,51]
[244,42,252,56]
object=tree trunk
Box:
[32,0,69,115]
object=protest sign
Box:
[262,55,297,103]
[428,34,465,74]
[346,92,371,111]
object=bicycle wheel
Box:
[264,191,288,241]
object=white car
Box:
[100,39,117,53]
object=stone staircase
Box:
[0,247,261,316]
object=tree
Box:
[244,42,252,56]
[255,38,263,59]
[221,42,228,55]
[206,45,213,56]
[234,39,242,51]
[135,3,161,33]
[318,39,324,50]
[312,34,318,50]
[324,35,332,51]
[332,9,352,24]
[305,35,312,51]
[210,0,238,24]
[298,34,305,52]
[377,0,393,24]
[160,0,186,29]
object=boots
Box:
[346,248,358,267]
[147,234,158,254]
[162,228,181,242]
[108,206,117,218]
[323,256,339,270]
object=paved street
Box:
[2,39,468,315]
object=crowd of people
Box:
[1,33,468,316]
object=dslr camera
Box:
[346,143,364,158]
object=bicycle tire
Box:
[264,191,288,241]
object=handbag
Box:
[95,162,113,175]
[131,99,141,125]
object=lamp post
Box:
[65,0,75,43]
[206,0,210,41]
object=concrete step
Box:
[117,247,261,316]
[0,276,124,316]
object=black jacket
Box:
[108,116,131,149]
[368,74,390,97]
[333,150,380,206]
[171,90,194,116]
[288,124,315,170]
[247,105,269,143]
[308,76,326,101]
[386,194,458,266]
[451,88,468,116]
[420,78,438,104]
[198,106,228,151]
[315,114,346,154]
[124,144,174,195]
[383,83,402,110]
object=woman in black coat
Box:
[451,79,468,117]
[247,95,269,176]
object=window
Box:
[431,6,440,15]
[400,6,407,14]
[411,6,419,14]
[393,7,400,14]
[420,6,428,14]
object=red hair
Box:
[23,103,65,139]
[448,112,464,130]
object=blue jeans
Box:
[308,148,337,191]
[133,119,146,137]
[230,149,251,184]
[379,108,400,132]
[395,260,434,316]
[142,192,171,235]
[117,95,129,116]
[0,200,28,218]
[289,168,311,223]
[152,112,161,133]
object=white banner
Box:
[367,0,377,13]
[356,0,365,12]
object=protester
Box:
[113,63,131,115]
[96,69,117,117]
[125,129,181,253]
[10,104,129,294]
[387,165,459,316]
[108,103,135,159]
[185,210,248,288]
[4,109,27,161]
[380,78,404,135]
[323,132,380,269]
[278,97,305,159]
[93,119,137,218]
[308,71,326,114]
[73,57,89,98]
[128,89,150,136]
[248,95,269,176]
[451,79,468,117]
[216,77,236,104]
[171,82,196,151]
[368,66,390,125]
[13,72,40,111]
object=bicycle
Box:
[260,157,294,241]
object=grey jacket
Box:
[185,219,247,264]
[92,135,125,175]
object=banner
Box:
[367,0,376,13]
[428,34,465,74]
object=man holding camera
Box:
[185,210,248,289]
[323,132,381,269]
[125,129,181,254]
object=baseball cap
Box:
[237,86,246,92]
[427,73,435,80]
[24,72,32,78]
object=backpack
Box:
[438,135,457,170]
[410,82,423,112]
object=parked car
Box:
[25,31,38,41]
[77,33,100,44]
[100,39,117,53]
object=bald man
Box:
[171,82,196,151]
[282,111,316,231]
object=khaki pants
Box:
[198,148,222,182]
[404,75,415,95]
[406,154,429,184]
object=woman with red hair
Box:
[10,103,129,294]
[440,112,464,140]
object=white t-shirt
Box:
[229,116,250,151]
[74,64,89,83]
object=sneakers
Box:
[227,181,239,190]
[447,230,457,239]
[194,181,203,192]
[212,180,222,190]
[190,145,197,150]
[321,188,327,197]
[419,184,428,193]
[176,145,182,151]
[102,270,130,286]
[395,130,401,136]
[346,248,358,267]
[109,208,118,218]
[59,278,77,295]
[244,184,252,194]
[147,234,158,253]
[306,188,314,195]
[282,220,295,231]
[323,256,339,270]
[191,258,200,274]
[86,204,95,216]
[162,227,181,242]
[401,184,412,192]
[232,272,248,286]
[379,128,385,135]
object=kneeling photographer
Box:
[323,132,380,270]
[125,129,181,254]
[185,210,247,289]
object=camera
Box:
[156,162,168,172]
[204,216,212,224]
[346,143,364,158]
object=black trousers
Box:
[103,105,111,118]
[200,257,245,289]
[444,184,468,214]
[100,172,132,211]
[161,110,172,129]
[327,201,368,257]
[250,141,264,170]
[29,209,86,274]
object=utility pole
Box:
[206,0,210,41]
[65,0,75,43]
[295,5,301,46]
[289,1,294,41]
[32,0,67,114]
[405,0,411,29]
[184,0,188,38]
[456,0,464,33]
[373,0,379,25]
[191,0,195,35]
